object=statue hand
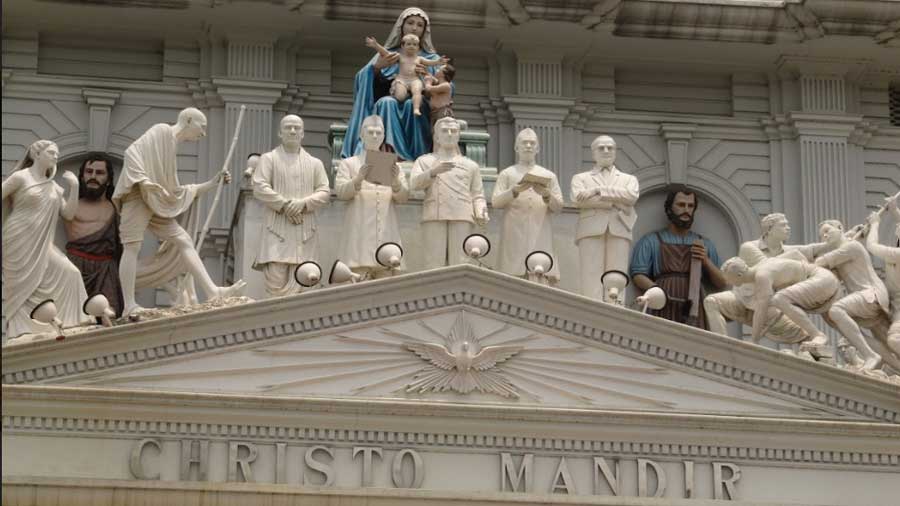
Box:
[284,199,304,218]
[374,52,399,70]
[534,184,551,197]
[440,55,451,64]
[431,161,453,177]
[866,211,880,226]
[513,181,531,196]
[846,223,866,238]
[391,163,400,180]
[221,170,232,185]
[690,242,707,262]
[476,207,490,225]
[364,36,377,48]
[61,171,79,188]
[887,195,899,211]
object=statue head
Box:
[244,152,261,179]
[590,135,616,169]
[436,63,455,83]
[384,7,433,53]
[175,108,207,142]
[78,152,115,201]
[400,33,420,55]
[401,9,427,39]
[721,257,750,286]
[360,115,385,150]
[664,185,698,230]
[818,219,844,246]
[279,115,304,148]
[433,117,461,150]
[13,140,59,178]
[761,213,790,243]
[515,128,539,164]
[246,153,261,171]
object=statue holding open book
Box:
[335,114,409,278]
[492,128,563,284]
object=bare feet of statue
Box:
[122,304,147,322]
[413,108,422,116]
[209,279,247,301]
[860,354,883,371]
[799,333,833,359]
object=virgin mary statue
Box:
[341,7,445,161]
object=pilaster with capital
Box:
[769,56,876,241]
[499,51,584,188]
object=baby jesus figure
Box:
[365,33,446,116]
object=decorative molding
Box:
[495,0,530,26]
[784,2,825,41]
[776,56,872,82]
[3,267,898,423]
[4,413,897,469]
[873,19,900,45]
[82,88,122,153]
[581,0,623,31]
[659,123,697,185]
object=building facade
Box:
[3,1,900,504]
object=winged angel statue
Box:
[406,313,523,398]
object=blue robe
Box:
[629,228,720,280]
[342,51,441,161]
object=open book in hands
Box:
[522,172,551,188]
[364,150,398,186]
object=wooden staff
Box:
[685,239,704,326]
[196,104,247,250]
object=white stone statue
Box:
[2,140,92,338]
[243,152,261,181]
[812,219,893,371]
[865,196,900,357]
[570,135,639,302]
[364,34,445,117]
[704,213,811,345]
[113,108,245,318]
[492,128,563,284]
[335,115,409,278]
[410,116,489,269]
[252,114,331,297]
[720,256,840,349]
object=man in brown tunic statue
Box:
[63,153,123,317]
[630,186,727,329]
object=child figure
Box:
[365,33,445,116]
[424,64,455,127]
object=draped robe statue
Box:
[252,115,330,297]
[492,128,563,282]
[2,140,92,338]
[335,115,409,277]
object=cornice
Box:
[4,385,899,470]
[3,266,898,424]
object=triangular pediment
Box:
[3,265,899,423]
